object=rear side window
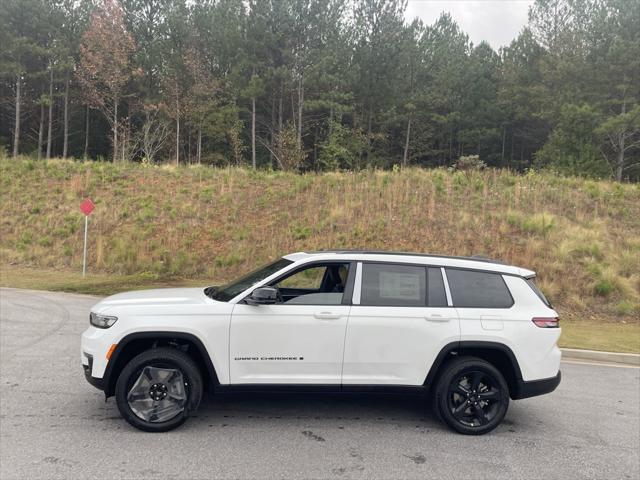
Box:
[445,269,513,308]
[361,263,426,306]
[427,268,448,307]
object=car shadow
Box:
[190,391,443,429]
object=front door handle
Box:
[425,314,450,322]
[314,312,342,320]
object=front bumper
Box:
[81,325,117,392]
[82,353,105,391]
[512,371,561,400]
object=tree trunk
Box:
[197,127,202,164]
[270,92,276,166]
[278,81,283,134]
[63,76,69,158]
[13,73,21,157]
[501,126,506,165]
[402,117,411,167]
[510,133,514,165]
[297,74,303,149]
[46,65,54,159]
[329,104,333,134]
[175,96,180,166]
[291,91,296,133]
[38,92,45,160]
[366,107,372,166]
[616,142,625,181]
[84,105,90,158]
[313,125,318,170]
[113,98,118,162]
[187,130,191,164]
[251,96,256,169]
[615,99,627,181]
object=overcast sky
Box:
[405,0,535,50]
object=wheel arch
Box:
[103,331,219,397]
[424,341,523,398]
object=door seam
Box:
[338,305,352,389]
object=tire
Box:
[115,347,203,432]
[432,356,509,435]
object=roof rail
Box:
[304,250,508,265]
[469,254,508,265]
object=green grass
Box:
[559,319,640,354]
[1,156,639,352]
[0,266,210,296]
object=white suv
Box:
[81,251,561,434]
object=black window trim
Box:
[444,266,515,309]
[235,257,523,309]
[240,260,356,306]
[353,260,523,308]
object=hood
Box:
[92,287,212,313]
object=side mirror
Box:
[246,286,278,305]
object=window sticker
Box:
[379,272,421,299]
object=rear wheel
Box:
[115,347,203,432]
[433,357,509,435]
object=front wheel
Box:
[115,347,203,432]
[433,357,509,435]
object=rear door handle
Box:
[425,314,450,322]
[314,312,342,320]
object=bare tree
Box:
[139,107,169,163]
[597,103,640,181]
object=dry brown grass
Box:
[1,157,639,331]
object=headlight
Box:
[90,312,118,329]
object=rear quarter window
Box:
[445,269,513,308]
[526,278,552,307]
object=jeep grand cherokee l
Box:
[81,251,561,434]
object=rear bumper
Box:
[512,371,561,400]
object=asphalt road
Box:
[1,287,638,480]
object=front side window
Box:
[361,263,426,306]
[271,263,350,305]
[445,269,513,308]
[277,265,326,290]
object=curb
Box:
[561,348,640,366]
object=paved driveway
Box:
[1,288,638,479]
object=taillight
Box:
[532,317,559,328]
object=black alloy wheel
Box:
[447,370,502,427]
[433,357,509,435]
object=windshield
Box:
[207,258,293,302]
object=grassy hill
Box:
[1,157,639,352]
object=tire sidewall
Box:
[115,348,203,432]
[434,357,509,435]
